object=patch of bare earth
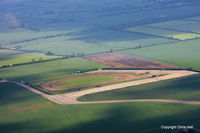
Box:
[41,73,142,91]
[83,52,179,68]
[9,102,54,112]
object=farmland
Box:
[121,39,200,70]
[148,20,200,33]
[1,0,200,133]
[125,26,200,40]
[3,28,176,55]
[0,58,107,84]
[56,75,115,88]
[1,82,200,133]
[83,53,178,68]
[0,50,61,67]
[79,74,200,102]
[41,70,162,93]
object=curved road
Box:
[8,70,200,105]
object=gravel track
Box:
[3,70,199,105]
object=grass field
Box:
[4,29,176,55]
[0,58,107,85]
[56,76,115,88]
[79,74,200,102]
[125,26,183,37]
[0,28,75,44]
[125,26,200,40]
[148,20,200,33]
[120,39,200,70]
[0,50,61,67]
[1,82,200,133]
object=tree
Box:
[32,59,36,62]
[46,51,54,55]
[39,57,43,61]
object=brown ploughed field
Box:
[83,53,179,68]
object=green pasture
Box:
[125,26,200,40]
[120,39,200,70]
[0,28,75,44]
[56,76,115,88]
[79,74,200,102]
[186,16,200,21]
[148,20,200,33]
[0,58,107,85]
[5,28,177,55]
[125,26,183,37]
[0,50,61,67]
[6,35,109,55]
[0,82,200,133]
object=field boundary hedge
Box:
[102,68,200,72]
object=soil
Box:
[83,53,179,68]
[41,73,142,91]
[13,70,197,105]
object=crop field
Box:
[170,33,200,40]
[121,39,200,70]
[1,1,200,133]
[186,16,200,21]
[0,58,107,84]
[125,26,183,37]
[101,37,177,49]
[3,28,176,55]
[125,26,200,40]
[1,82,200,133]
[0,28,75,45]
[0,50,61,67]
[148,19,200,34]
[79,74,200,102]
[84,53,179,68]
[5,35,109,55]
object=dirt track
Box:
[42,73,140,91]
[83,53,179,68]
[12,70,199,105]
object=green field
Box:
[125,26,200,40]
[79,74,200,102]
[125,26,183,37]
[1,82,200,133]
[4,28,176,55]
[0,50,61,67]
[0,58,107,85]
[148,20,200,33]
[0,28,75,44]
[169,33,200,40]
[56,76,115,88]
[120,39,200,70]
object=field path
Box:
[10,70,200,105]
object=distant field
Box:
[4,28,177,55]
[1,82,200,133]
[0,28,75,44]
[0,58,107,84]
[125,26,200,40]
[0,50,61,67]
[148,20,200,33]
[79,74,200,101]
[120,39,200,70]
[6,36,110,55]
[125,26,182,37]
[170,33,200,40]
[56,76,115,88]
[186,16,200,21]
